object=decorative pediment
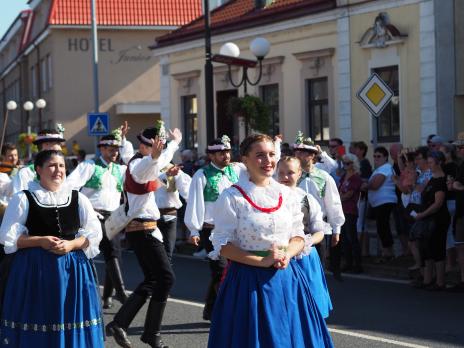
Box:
[358,12,407,49]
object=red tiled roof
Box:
[48,0,203,27]
[154,0,336,48]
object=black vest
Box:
[24,190,80,240]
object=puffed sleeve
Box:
[306,194,326,234]
[208,190,238,260]
[316,151,338,174]
[120,137,135,164]
[184,169,207,237]
[65,160,96,190]
[0,192,29,254]
[323,173,345,234]
[287,190,305,240]
[12,167,35,195]
[130,141,179,183]
[175,170,192,200]
[76,192,103,258]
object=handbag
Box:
[105,204,132,240]
[105,192,144,240]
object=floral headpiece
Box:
[292,131,319,152]
[98,128,122,147]
[207,135,231,151]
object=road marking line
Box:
[166,298,431,348]
[328,328,430,348]
[168,298,204,308]
[98,291,428,348]
[326,272,410,285]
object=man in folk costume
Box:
[66,127,129,309]
[185,135,239,321]
[155,162,191,262]
[293,132,345,280]
[12,126,65,194]
[106,121,182,348]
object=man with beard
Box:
[66,127,130,309]
[185,135,239,321]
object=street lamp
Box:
[35,98,46,129]
[23,101,34,159]
[212,37,271,94]
[0,101,18,152]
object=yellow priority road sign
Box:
[356,73,394,117]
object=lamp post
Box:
[212,37,270,95]
[35,98,46,129]
[23,101,34,160]
[0,101,18,153]
[203,0,215,144]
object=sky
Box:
[0,0,29,39]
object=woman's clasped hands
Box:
[263,244,289,269]
[40,236,75,255]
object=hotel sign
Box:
[356,73,393,117]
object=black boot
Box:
[140,300,168,348]
[102,272,114,309]
[107,258,129,304]
[106,293,147,348]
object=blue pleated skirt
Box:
[0,248,104,348]
[208,259,334,348]
[296,249,333,318]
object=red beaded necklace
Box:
[232,184,283,213]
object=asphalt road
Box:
[97,251,464,348]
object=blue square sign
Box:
[87,112,109,136]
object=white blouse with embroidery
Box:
[209,176,304,260]
[0,181,102,258]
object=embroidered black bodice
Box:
[23,190,81,240]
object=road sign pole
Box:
[372,116,378,149]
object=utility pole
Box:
[204,0,215,144]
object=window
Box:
[260,84,279,136]
[40,59,47,93]
[182,95,198,149]
[30,65,37,98]
[47,54,53,90]
[307,78,329,142]
[374,66,399,142]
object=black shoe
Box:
[106,321,132,348]
[103,297,113,309]
[141,333,169,348]
[140,301,168,348]
[202,304,212,321]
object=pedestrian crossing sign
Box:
[356,73,394,117]
[87,112,109,136]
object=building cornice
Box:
[293,48,335,61]
[49,25,179,31]
[151,0,423,57]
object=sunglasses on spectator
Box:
[373,154,383,158]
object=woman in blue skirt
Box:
[0,150,104,347]
[277,156,333,318]
[208,134,333,348]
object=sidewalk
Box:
[174,219,461,283]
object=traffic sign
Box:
[356,73,394,117]
[87,112,109,136]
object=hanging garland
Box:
[17,133,38,158]
[227,95,271,134]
